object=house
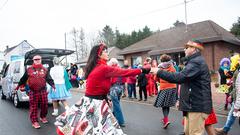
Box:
[108,47,124,67]
[4,40,35,64]
[119,20,240,71]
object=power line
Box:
[0,0,8,11]
[116,0,195,24]
[141,0,195,16]
[184,0,188,32]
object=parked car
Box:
[0,60,5,90]
[0,48,74,108]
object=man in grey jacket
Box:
[151,40,213,135]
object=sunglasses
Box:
[33,58,41,61]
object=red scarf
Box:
[32,63,44,69]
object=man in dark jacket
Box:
[151,40,212,135]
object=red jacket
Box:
[85,60,141,96]
[18,64,55,91]
[110,65,126,85]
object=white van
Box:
[0,48,74,108]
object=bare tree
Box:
[90,31,103,48]
[78,28,88,59]
[68,27,88,62]
[71,28,79,61]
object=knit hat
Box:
[219,58,230,66]
[185,40,204,50]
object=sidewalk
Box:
[71,82,229,116]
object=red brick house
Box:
[119,20,240,71]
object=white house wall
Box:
[4,41,34,64]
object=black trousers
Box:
[139,86,147,100]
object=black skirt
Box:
[154,88,177,107]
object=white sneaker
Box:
[52,111,59,116]
[54,121,63,126]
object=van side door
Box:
[12,61,24,96]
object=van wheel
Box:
[13,94,21,108]
[1,90,6,100]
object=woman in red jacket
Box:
[55,43,148,135]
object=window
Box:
[14,61,21,73]
[132,56,142,67]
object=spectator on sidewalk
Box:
[218,58,231,110]
[144,57,154,97]
[151,40,212,135]
[215,54,240,135]
[77,67,85,89]
[138,70,148,101]
[121,60,129,98]
[152,59,159,95]
[70,63,78,88]
[153,54,177,129]
[127,66,137,99]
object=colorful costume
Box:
[18,64,55,124]
[218,58,231,109]
[154,61,177,128]
[55,59,141,135]
[49,65,72,100]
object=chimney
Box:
[6,45,9,50]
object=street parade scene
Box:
[0,0,240,135]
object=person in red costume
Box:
[144,57,154,97]
[151,59,158,95]
[55,43,150,135]
[16,55,55,129]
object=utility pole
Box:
[184,0,188,32]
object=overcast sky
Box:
[0,0,239,51]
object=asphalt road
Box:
[0,91,239,135]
